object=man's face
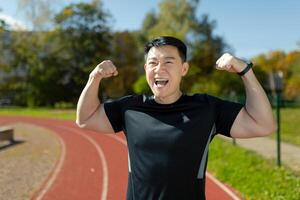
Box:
[144,45,189,103]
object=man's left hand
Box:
[215,53,247,73]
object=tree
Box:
[16,0,58,30]
[253,50,300,101]
[101,31,141,98]
[0,15,13,101]
[283,51,300,100]
[0,1,113,106]
[7,31,59,106]
[183,14,230,95]
[52,1,112,103]
[141,0,199,41]
[134,0,229,96]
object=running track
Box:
[0,116,241,200]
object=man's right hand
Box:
[76,60,117,133]
[89,60,118,79]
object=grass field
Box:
[280,107,300,146]
[208,137,300,200]
[1,107,300,199]
[0,107,75,120]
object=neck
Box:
[154,91,183,104]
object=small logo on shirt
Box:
[181,113,190,123]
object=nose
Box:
[154,63,165,73]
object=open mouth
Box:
[154,78,169,88]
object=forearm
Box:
[76,76,102,125]
[241,69,276,131]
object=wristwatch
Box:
[237,61,253,76]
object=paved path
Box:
[1,116,241,200]
[220,135,300,171]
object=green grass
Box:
[208,137,300,200]
[279,107,300,146]
[0,107,76,120]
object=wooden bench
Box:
[0,126,14,143]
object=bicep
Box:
[230,107,265,138]
[84,104,115,134]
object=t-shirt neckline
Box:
[149,94,186,106]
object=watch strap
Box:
[237,62,253,76]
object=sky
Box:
[0,0,300,59]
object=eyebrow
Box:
[164,56,176,60]
[147,56,176,61]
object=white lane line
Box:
[36,134,66,200]
[206,172,241,200]
[61,126,109,200]
[106,134,131,172]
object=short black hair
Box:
[144,36,187,62]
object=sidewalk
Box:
[219,135,300,172]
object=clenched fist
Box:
[89,60,118,79]
[215,53,248,74]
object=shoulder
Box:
[186,93,233,110]
[187,93,218,104]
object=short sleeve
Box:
[208,95,244,137]
[104,96,131,133]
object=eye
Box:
[165,61,173,64]
[148,61,157,66]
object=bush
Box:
[133,75,151,94]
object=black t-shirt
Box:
[104,94,243,200]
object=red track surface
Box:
[0,116,240,200]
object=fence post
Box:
[276,91,281,167]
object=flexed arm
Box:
[76,60,118,133]
[215,53,277,138]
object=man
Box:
[76,36,276,200]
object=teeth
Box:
[155,79,168,86]
[155,79,168,81]
[154,77,169,87]
[154,78,168,81]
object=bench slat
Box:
[0,127,14,142]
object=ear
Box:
[144,63,147,70]
[181,62,189,76]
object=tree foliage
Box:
[16,0,57,30]
[101,31,141,98]
[1,1,299,107]
[144,0,199,40]
[52,1,112,103]
[0,1,143,106]
[0,1,113,106]
[134,0,229,96]
[253,50,300,100]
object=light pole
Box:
[269,71,283,167]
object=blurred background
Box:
[0,0,300,107]
[0,1,300,199]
